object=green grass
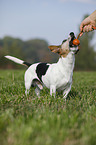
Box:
[0,70,96,145]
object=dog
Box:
[5,32,80,99]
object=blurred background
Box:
[0,0,96,70]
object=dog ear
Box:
[48,45,61,54]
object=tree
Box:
[0,36,24,69]
[0,37,58,69]
[75,15,96,71]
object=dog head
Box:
[48,32,80,57]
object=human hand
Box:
[80,17,96,36]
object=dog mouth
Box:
[69,32,76,47]
[69,32,80,54]
[69,32,80,47]
[70,39,80,48]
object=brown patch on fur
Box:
[48,45,69,57]
[48,45,61,53]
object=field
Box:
[0,70,96,145]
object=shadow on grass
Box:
[67,89,82,100]
[28,86,82,101]
[56,87,82,100]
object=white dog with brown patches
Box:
[5,32,80,99]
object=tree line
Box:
[0,37,58,69]
[0,15,96,70]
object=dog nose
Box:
[72,39,80,46]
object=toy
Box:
[72,39,80,45]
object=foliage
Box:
[0,37,58,69]
[75,14,96,71]
[0,70,96,145]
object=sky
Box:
[0,0,96,46]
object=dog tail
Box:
[4,55,31,67]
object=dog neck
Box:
[57,52,75,74]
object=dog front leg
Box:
[63,85,71,101]
[50,85,56,98]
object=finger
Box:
[84,26,89,32]
[89,25,93,31]
[80,24,83,32]
[82,25,93,33]
[86,26,89,32]
[83,26,87,32]
[86,25,93,32]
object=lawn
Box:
[0,70,96,145]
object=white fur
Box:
[5,33,79,99]
[5,55,24,64]
[24,52,75,99]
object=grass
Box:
[0,70,96,145]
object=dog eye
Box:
[62,39,67,44]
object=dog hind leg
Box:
[24,71,33,95]
[25,81,32,95]
[33,79,43,97]
[50,85,56,98]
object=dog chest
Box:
[42,64,73,89]
[57,75,72,91]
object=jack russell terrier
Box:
[5,32,80,99]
